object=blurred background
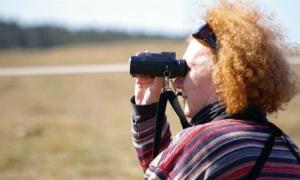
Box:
[0,0,299,179]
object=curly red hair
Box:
[203,0,298,113]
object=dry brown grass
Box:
[0,40,299,179]
[0,74,141,179]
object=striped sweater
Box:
[131,99,300,179]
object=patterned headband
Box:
[192,23,217,50]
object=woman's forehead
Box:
[183,39,211,64]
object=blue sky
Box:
[0,0,299,43]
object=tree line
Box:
[0,20,173,49]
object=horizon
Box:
[0,0,299,43]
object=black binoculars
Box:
[129,52,189,78]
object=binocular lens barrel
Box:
[129,52,189,78]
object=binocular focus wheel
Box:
[163,71,171,78]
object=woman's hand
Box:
[134,76,164,105]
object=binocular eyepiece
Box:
[129,52,189,78]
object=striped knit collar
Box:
[190,101,268,126]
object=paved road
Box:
[0,63,128,76]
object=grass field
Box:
[0,40,299,179]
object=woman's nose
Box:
[173,77,184,90]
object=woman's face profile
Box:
[173,39,217,118]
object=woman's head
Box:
[175,0,298,117]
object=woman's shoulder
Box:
[177,119,270,142]
[167,119,272,160]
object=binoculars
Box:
[129,52,189,78]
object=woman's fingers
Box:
[135,75,153,85]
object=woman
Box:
[131,1,300,179]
